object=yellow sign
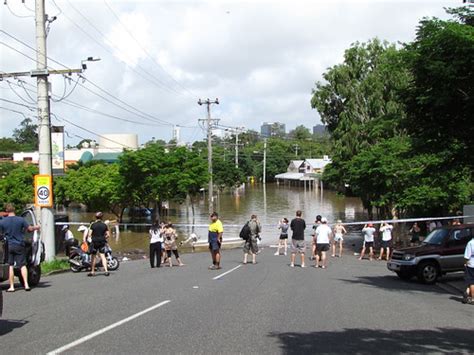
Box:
[34,175,53,208]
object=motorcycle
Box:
[68,243,119,272]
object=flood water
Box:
[58,183,367,254]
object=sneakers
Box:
[274,252,279,256]
[290,263,295,268]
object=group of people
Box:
[148,222,184,268]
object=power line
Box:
[0,30,196,127]
[0,97,36,110]
[49,0,189,98]
[0,41,38,62]
[103,0,197,99]
[4,0,34,18]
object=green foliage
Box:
[12,118,38,151]
[0,138,23,158]
[54,163,126,218]
[0,163,38,211]
[288,125,312,141]
[314,10,474,218]
[41,258,70,274]
[119,144,209,206]
[402,8,474,168]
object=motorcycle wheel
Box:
[70,255,82,273]
[107,257,119,271]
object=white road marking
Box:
[46,300,171,355]
[213,264,242,280]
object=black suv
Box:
[0,208,45,289]
[387,224,473,284]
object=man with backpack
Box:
[242,214,261,264]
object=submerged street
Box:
[1,247,472,354]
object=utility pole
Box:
[198,98,219,214]
[36,0,55,261]
[0,0,96,260]
[263,138,267,184]
[293,144,300,157]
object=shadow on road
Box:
[337,275,446,294]
[269,328,474,354]
[0,319,28,336]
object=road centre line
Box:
[213,264,242,280]
[46,300,171,355]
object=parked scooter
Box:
[68,243,119,272]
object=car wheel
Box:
[396,271,413,280]
[416,261,439,284]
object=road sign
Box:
[34,175,53,208]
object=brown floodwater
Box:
[58,183,367,254]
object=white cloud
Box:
[0,0,456,145]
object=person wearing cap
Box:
[62,224,78,257]
[332,220,347,258]
[310,215,322,260]
[359,223,376,261]
[87,212,110,276]
[314,217,332,268]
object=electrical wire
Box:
[22,0,35,13]
[51,75,81,102]
[50,0,189,98]
[103,0,197,99]
[0,30,196,127]
[6,80,36,105]
[4,0,34,18]
[51,112,137,149]
[0,97,36,110]
[18,79,37,103]
[0,106,35,119]
[0,41,37,62]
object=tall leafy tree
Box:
[0,163,38,211]
[12,118,38,151]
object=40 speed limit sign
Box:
[34,175,53,208]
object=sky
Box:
[0,0,460,147]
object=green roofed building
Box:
[91,152,122,163]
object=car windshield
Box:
[423,229,449,245]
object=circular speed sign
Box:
[37,186,50,200]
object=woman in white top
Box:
[149,223,163,268]
[378,222,393,261]
[332,220,347,258]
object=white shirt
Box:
[362,227,376,242]
[149,229,163,244]
[380,225,393,241]
[464,239,474,268]
[64,230,74,241]
[316,224,332,244]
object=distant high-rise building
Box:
[261,122,286,138]
[173,125,181,143]
[313,124,327,136]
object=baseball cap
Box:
[321,217,328,223]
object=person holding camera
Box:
[243,214,261,264]
[163,223,184,267]
[275,218,289,256]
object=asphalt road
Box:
[1,246,473,354]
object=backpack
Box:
[239,222,251,241]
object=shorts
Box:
[381,240,392,248]
[291,239,305,254]
[316,243,330,252]
[8,244,26,267]
[208,232,221,252]
[90,241,107,255]
[364,241,374,248]
[410,236,420,243]
[279,234,288,240]
[465,266,474,286]
[166,249,179,258]
[243,237,258,254]
[334,234,343,242]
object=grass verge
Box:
[41,258,70,274]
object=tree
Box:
[402,7,474,168]
[54,163,128,221]
[0,163,38,211]
[288,125,312,141]
[12,118,38,151]
[0,138,22,158]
